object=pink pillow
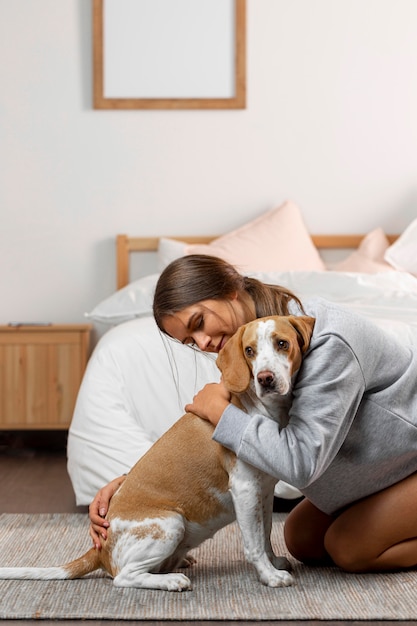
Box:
[331,228,395,273]
[185,201,325,272]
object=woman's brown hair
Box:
[153,255,304,332]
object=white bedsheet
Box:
[251,270,417,342]
[67,317,220,505]
[68,271,417,505]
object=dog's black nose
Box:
[257,371,275,388]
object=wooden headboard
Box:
[116,233,399,290]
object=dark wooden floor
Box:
[0,431,415,626]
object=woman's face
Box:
[162,294,254,353]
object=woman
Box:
[89,255,417,573]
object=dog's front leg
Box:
[261,478,293,573]
[230,461,294,588]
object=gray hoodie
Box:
[213,297,417,515]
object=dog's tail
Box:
[0,547,102,580]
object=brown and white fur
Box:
[0,315,314,591]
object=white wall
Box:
[1,0,416,330]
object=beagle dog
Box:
[0,315,314,592]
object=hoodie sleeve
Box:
[212,333,366,489]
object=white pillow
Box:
[185,201,325,272]
[384,218,417,275]
[158,238,188,271]
[330,228,395,273]
[85,273,159,324]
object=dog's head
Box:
[217,315,315,400]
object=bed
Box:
[67,202,417,506]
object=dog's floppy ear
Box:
[217,325,252,394]
[288,315,315,353]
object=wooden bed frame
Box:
[116,233,399,290]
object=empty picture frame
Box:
[93,0,246,110]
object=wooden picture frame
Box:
[93,0,246,110]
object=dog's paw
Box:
[263,569,294,588]
[164,573,192,591]
[272,555,292,572]
[113,570,192,591]
[180,554,197,568]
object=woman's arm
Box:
[189,334,366,490]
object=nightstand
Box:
[0,324,92,430]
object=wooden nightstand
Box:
[0,324,92,430]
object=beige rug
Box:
[0,512,416,621]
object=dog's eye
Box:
[277,340,289,351]
[245,346,254,358]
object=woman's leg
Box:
[325,472,417,572]
[284,498,334,565]
[285,472,417,573]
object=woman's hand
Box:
[185,380,231,427]
[89,475,127,548]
